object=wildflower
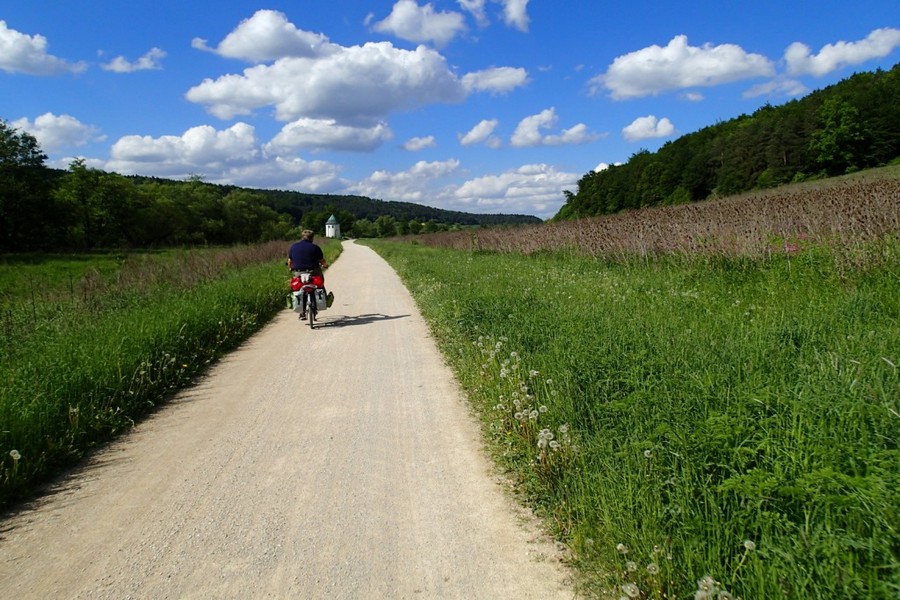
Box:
[647,562,659,574]
[743,540,756,551]
[616,543,630,555]
[626,560,637,572]
[621,582,640,598]
[9,450,21,461]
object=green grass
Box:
[0,240,342,510]
[364,239,899,600]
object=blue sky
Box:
[2,1,898,219]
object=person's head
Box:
[301,229,315,241]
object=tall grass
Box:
[0,240,341,509]
[365,238,899,599]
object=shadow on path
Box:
[313,313,410,328]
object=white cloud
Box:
[101,47,166,73]
[784,27,900,77]
[344,159,574,218]
[104,122,346,191]
[108,123,260,172]
[11,113,101,152]
[510,108,601,148]
[186,42,466,123]
[0,20,86,75]
[372,0,467,47]
[459,119,500,147]
[591,35,774,99]
[191,9,336,62]
[453,163,576,217]
[345,159,461,203]
[457,0,489,27]
[622,115,676,142]
[403,135,436,151]
[498,0,530,32]
[743,78,808,99]
[266,119,393,153]
[461,66,529,94]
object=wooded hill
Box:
[554,63,900,220]
[0,132,539,252]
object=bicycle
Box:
[290,270,326,329]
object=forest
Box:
[0,134,539,252]
[554,63,900,220]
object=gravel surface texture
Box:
[0,240,575,599]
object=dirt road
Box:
[0,241,574,599]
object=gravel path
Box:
[0,240,575,599]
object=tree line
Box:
[0,129,540,252]
[554,64,900,220]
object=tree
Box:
[809,97,866,176]
[0,120,53,250]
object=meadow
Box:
[364,174,899,599]
[0,240,341,509]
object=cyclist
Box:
[287,230,333,316]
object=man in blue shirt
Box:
[288,229,327,274]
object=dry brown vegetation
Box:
[408,168,900,261]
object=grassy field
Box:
[0,240,341,509]
[364,236,898,599]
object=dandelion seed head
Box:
[616,543,629,554]
[644,449,653,458]
[558,424,569,434]
[621,582,640,598]
[9,449,21,461]
[743,540,756,551]
[549,440,561,451]
[626,560,637,572]
[539,405,548,413]
[528,410,539,420]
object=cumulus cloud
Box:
[108,123,260,173]
[191,9,336,62]
[591,35,774,99]
[186,42,467,123]
[11,113,101,152]
[461,66,529,94]
[371,0,467,47]
[0,20,86,75]
[345,159,461,203]
[622,115,676,142]
[499,0,530,32]
[510,108,601,148]
[784,27,900,77]
[403,135,436,151]
[266,119,393,153]
[459,119,501,147]
[104,122,345,191]
[453,163,576,216]
[101,47,166,73]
